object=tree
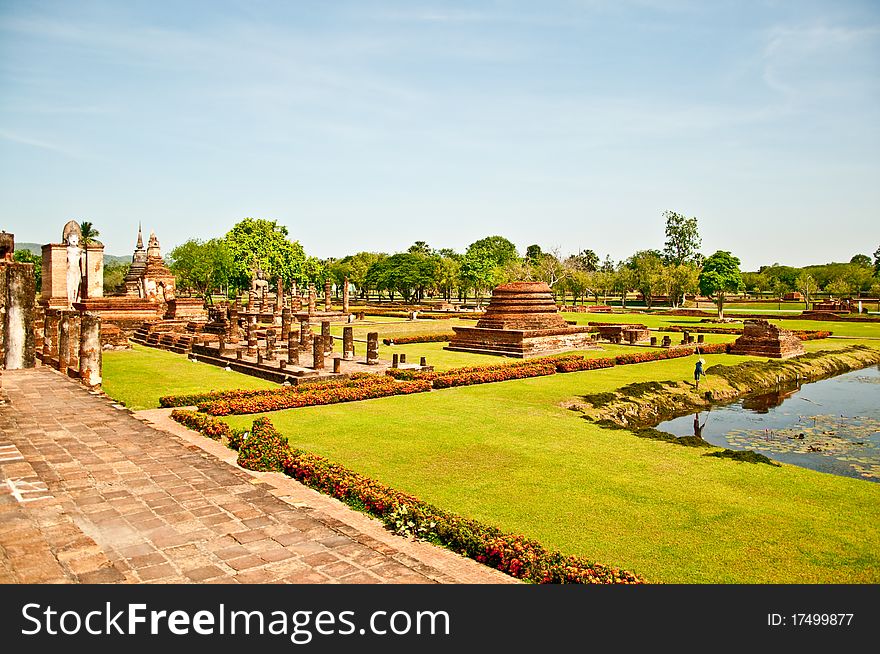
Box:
[78,221,102,299]
[662,211,701,266]
[499,259,533,283]
[332,252,385,298]
[365,253,436,302]
[587,270,615,304]
[466,236,518,267]
[825,277,852,298]
[613,265,634,309]
[13,249,42,291]
[407,241,431,255]
[626,250,664,308]
[566,249,599,272]
[534,249,567,289]
[661,263,699,308]
[850,254,871,267]
[742,271,771,298]
[459,247,498,304]
[525,244,543,265]
[564,270,591,306]
[874,245,880,275]
[698,251,744,319]
[795,272,818,309]
[434,256,461,301]
[79,221,101,245]
[224,218,307,292]
[103,261,130,294]
[168,239,234,298]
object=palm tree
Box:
[79,221,101,245]
[78,221,101,300]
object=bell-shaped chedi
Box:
[474,282,570,330]
[447,281,599,358]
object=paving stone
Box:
[0,369,514,586]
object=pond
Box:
[656,365,880,482]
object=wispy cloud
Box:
[762,23,880,96]
[0,128,86,159]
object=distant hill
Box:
[15,242,131,265]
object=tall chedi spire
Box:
[136,222,144,250]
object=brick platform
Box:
[0,368,514,584]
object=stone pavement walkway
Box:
[0,368,514,584]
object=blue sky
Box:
[1,0,878,269]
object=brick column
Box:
[281,308,291,341]
[247,318,257,356]
[324,279,332,311]
[308,284,316,315]
[43,309,61,365]
[79,312,102,389]
[287,332,299,365]
[321,321,332,354]
[67,312,81,375]
[342,326,354,360]
[299,318,309,348]
[276,277,284,314]
[343,277,350,315]
[57,311,72,372]
[265,329,276,361]
[312,335,324,370]
[366,332,379,365]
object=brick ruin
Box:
[446,281,599,357]
[595,323,651,344]
[729,319,805,359]
[1,232,36,370]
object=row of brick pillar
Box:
[40,309,102,388]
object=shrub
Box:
[200,377,433,415]
[161,388,270,408]
[794,330,832,341]
[169,409,231,440]
[382,333,455,345]
[237,416,291,472]
[432,363,557,388]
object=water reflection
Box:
[657,366,880,482]
[740,387,797,413]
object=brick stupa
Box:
[729,319,805,359]
[446,281,599,357]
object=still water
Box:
[656,365,880,482]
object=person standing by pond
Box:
[694,358,705,389]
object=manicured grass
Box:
[103,344,275,410]
[222,348,880,583]
[103,318,880,583]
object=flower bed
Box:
[613,348,693,365]
[169,409,232,440]
[159,374,377,408]
[432,363,557,388]
[160,388,270,408]
[794,330,832,341]
[694,342,731,355]
[237,416,290,472]
[199,377,432,415]
[169,412,645,584]
[382,333,455,345]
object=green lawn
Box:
[103,344,275,410]
[102,320,880,583]
[221,351,880,583]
